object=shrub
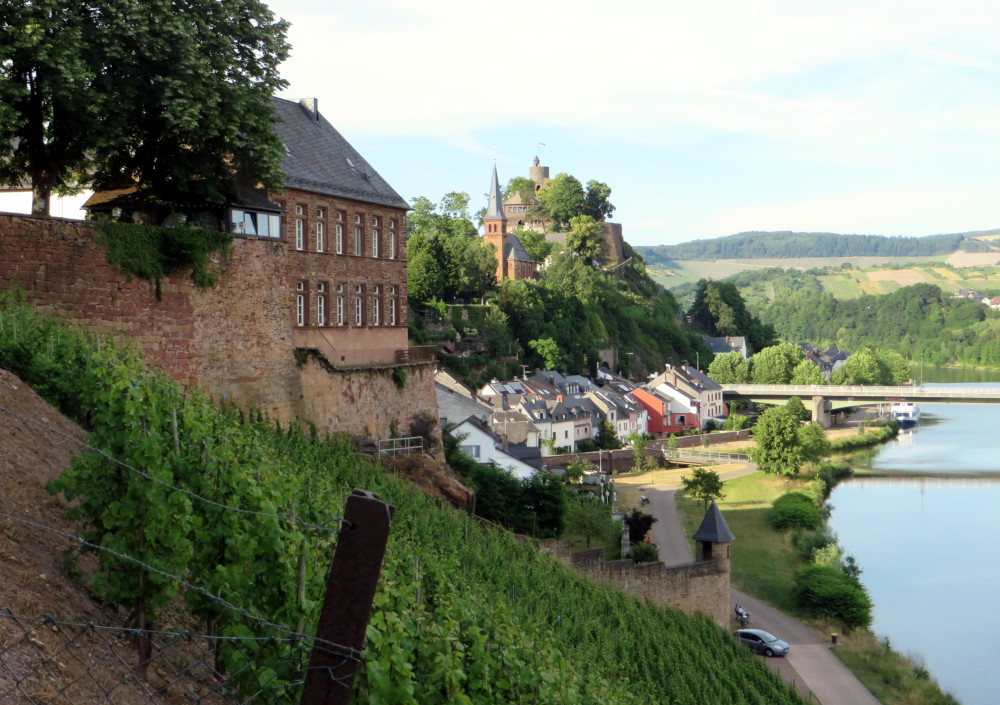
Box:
[792,564,872,629]
[767,492,821,531]
[815,461,853,499]
[792,526,835,561]
[626,542,659,564]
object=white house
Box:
[453,417,537,479]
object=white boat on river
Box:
[890,402,920,428]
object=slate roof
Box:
[505,232,535,263]
[272,98,409,210]
[703,336,746,356]
[485,163,506,221]
[692,501,735,543]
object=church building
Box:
[483,163,536,282]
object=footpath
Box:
[615,449,881,705]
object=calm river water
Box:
[828,367,1000,705]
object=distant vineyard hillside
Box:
[636,229,1000,264]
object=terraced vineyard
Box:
[0,292,807,705]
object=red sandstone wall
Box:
[0,213,434,438]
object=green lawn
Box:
[676,471,812,612]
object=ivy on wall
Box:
[97,222,233,298]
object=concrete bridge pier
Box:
[811,396,831,428]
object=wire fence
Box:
[0,403,384,705]
[0,609,359,704]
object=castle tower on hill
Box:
[528,155,549,188]
[503,155,551,233]
[483,163,535,282]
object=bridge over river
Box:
[720,384,1000,426]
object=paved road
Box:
[639,477,881,705]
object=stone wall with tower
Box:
[538,501,734,627]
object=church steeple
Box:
[484,161,507,225]
[483,162,508,282]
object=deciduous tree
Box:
[751,343,806,384]
[0,0,100,213]
[708,350,751,383]
[0,0,291,212]
[537,173,585,229]
[582,179,615,221]
[680,468,725,509]
[564,495,611,548]
[566,214,604,264]
[749,406,803,476]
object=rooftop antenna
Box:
[520,365,530,379]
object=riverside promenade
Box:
[613,440,881,705]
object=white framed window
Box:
[389,219,395,230]
[317,283,326,326]
[354,226,362,255]
[316,221,324,252]
[316,208,325,219]
[354,214,361,224]
[372,216,380,227]
[296,281,305,326]
[295,220,304,250]
[372,229,379,258]
[373,285,380,325]
[336,224,343,254]
[461,445,481,459]
[336,210,344,221]
[389,231,396,259]
[389,286,397,325]
[336,295,344,325]
[355,284,363,325]
[295,205,303,216]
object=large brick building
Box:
[267,97,411,365]
[1,97,437,439]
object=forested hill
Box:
[637,229,1000,262]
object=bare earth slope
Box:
[0,369,104,619]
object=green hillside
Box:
[0,291,806,705]
[636,228,1000,264]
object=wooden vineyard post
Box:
[299,489,394,705]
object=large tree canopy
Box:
[688,279,776,354]
[407,193,496,304]
[0,0,99,213]
[0,0,290,212]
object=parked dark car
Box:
[733,628,789,657]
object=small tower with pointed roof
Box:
[693,500,735,562]
[692,500,735,626]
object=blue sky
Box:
[5,1,999,247]
[271,0,1000,247]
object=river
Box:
[827,367,1000,705]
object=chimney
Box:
[299,98,319,122]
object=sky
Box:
[6,1,1000,248]
[267,0,1000,247]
